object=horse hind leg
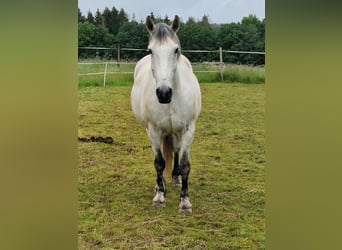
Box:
[178,151,192,213]
[153,149,166,208]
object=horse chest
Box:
[152,105,189,134]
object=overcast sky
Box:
[78,0,265,24]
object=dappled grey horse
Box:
[131,15,201,213]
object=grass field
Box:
[78,83,265,249]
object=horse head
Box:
[146,15,180,104]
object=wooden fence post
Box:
[117,45,121,68]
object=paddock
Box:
[78,83,265,249]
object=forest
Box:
[78,7,265,65]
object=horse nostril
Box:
[156,86,172,104]
[166,88,172,98]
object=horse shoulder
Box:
[132,55,157,128]
[176,55,202,118]
[177,56,200,89]
[134,55,151,79]
[132,55,153,99]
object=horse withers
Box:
[131,15,201,213]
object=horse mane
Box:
[150,23,181,48]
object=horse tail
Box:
[163,135,173,177]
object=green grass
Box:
[78,83,265,249]
[78,62,265,86]
[223,64,265,83]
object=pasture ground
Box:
[78,83,265,249]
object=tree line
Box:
[78,7,265,65]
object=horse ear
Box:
[146,16,155,33]
[171,15,180,33]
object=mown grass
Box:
[78,83,265,249]
[78,62,265,87]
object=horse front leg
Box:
[172,151,182,187]
[179,150,192,213]
[153,149,166,207]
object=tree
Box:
[201,15,210,26]
[217,15,265,65]
[78,22,115,59]
[86,11,95,24]
[115,22,148,60]
[186,17,196,25]
[240,15,265,64]
[131,13,136,22]
[118,8,129,30]
[178,21,218,62]
[101,6,128,35]
[109,6,119,34]
[163,15,170,25]
[94,9,103,27]
[77,5,265,65]
[102,7,112,32]
[78,8,85,23]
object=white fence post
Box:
[219,47,224,81]
[103,61,108,87]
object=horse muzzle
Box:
[156,86,172,104]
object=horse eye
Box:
[147,49,152,54]
[175,48,179,54]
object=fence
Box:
[78,47,265,86]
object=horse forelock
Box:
[150,23,180,46]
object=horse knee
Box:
[179,151,190,176]
[154,150,165,171]
[154,149,166,194]
[180,161,190,176]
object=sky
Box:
[78,0,265,24]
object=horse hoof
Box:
[179,207,192,214]
[153,191,166,208]
[179,197,192,213]
[153,200,166,208]
[172,176,182,188]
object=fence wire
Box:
[78,47,265,85]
